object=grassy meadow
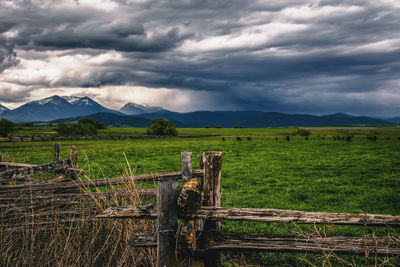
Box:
[1,126,400,266]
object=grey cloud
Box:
[0,40,18,73]
[1,0,400,116]
[0,88,31,103]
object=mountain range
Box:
[0,104,9,115]
[0,95,397,127]
[119,103,167,115]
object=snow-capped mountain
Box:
[0,95,121,122]
[119,102,167,115]
[0,104,9,115]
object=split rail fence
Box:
[1,147,400,266]
[98,152,400,266]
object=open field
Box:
[1,127,400,266]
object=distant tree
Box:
[296,128,311,136]
[146,118,178,136]
[77,117,95,125]
[0,118,16,137]
[215,125,222,129]
[233,124,244,128]
[78,117,105,129]
[204,125,210,129]
[20,122,34,127]
[55,117,103,135]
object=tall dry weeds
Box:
[0,159,157,267]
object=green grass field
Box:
[1,127,400,265]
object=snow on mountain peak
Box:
[0,104,9,114]
[119,102,166,115]
[62,96,96,106]
[62,96,81,104]
[32,95,67,105]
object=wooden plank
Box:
[0,189,157,209]
[98,203,157,219]
[157,178,178,267]
[0,162,36,169]
[0,169,204,193]
[0,160,70,183]
[201,152,222,267]
[54,143,60,162]
[97,205,400,227]
[191,207,400,227]
[128,232,400,256]
[200,231,400,256]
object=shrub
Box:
[56,117,103,135]
[0,118,16,137]
[146,118,178,136]
[77,117,105,129]
[204,125,210,129]
[234,124,244,128]
[296,128,311,136]
[215,125,222,129]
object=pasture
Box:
[1,127,400,266]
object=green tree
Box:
[0,118,16,137]
[296,128,311,136]
[56,117,101,135]
[146,118,178,136]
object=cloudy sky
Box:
[1,0,400,116]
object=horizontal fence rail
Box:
[0,160,71,183]
[0,170,203,194]
[98,203,400,227]
[128,232,400,256]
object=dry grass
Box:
[0,163,157,267]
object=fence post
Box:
[202,151,222,267]
[70,146,77,168]
[54,143,60,162]
[181,152,192,183]
[157,177,178,267]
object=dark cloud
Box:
[0,87,31,103]
[1,0,400,116]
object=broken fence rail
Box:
[0,169,203,193]
[128,231,400,256]
[98,203,400,227]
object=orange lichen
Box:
[183,178,201,194]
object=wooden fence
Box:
[98,152,400,266]
[0,145,200,231]
[1,147,400,265]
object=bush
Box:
[146,118,178,136]
[56,117,103,135]
[204,125,210,129]
[215,125,222,129]
[77,117,105,129]
[0,118,16,137]
[296,128,311,136]
[234,124,244,128]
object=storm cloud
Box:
[0,0,400,116]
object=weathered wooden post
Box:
[53,143,60,162]
[202,151,222,267]
[70,145,77,168]
[198,154,204,171]
[157,174,178,267]
[182,152,192,183]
